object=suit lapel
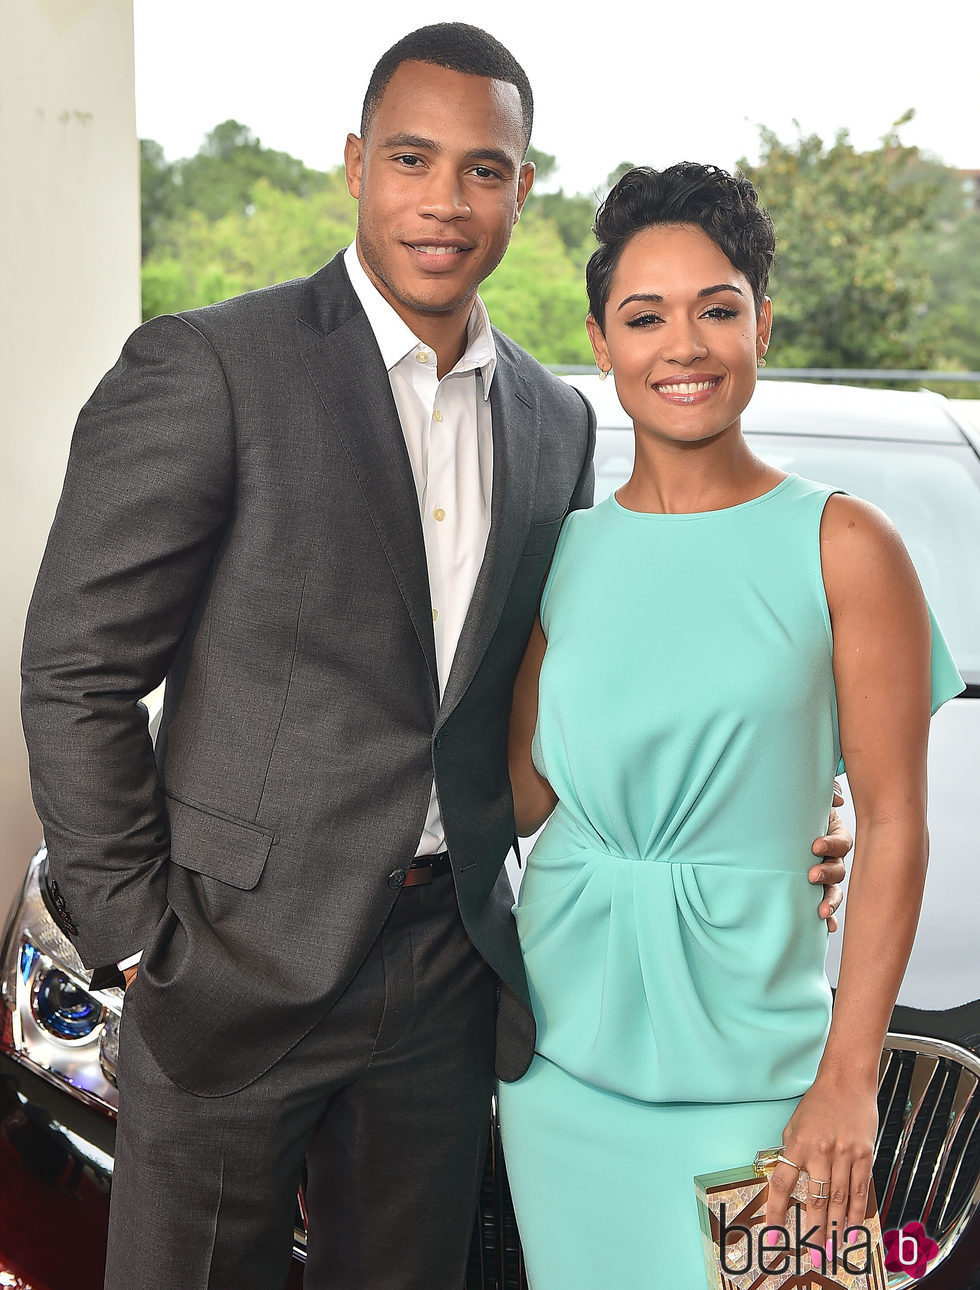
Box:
[301,308,439,694]
[438,353,540,722]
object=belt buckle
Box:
[401,866,434,888]
[400,853,449,888]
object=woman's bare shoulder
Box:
[819,493,922,609]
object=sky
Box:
[133,0,977,197]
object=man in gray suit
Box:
[21,22,849,1290]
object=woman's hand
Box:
[765,1075,878,1269]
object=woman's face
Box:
[587,223,771,448]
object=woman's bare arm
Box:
[767,494,932,1249]
[508,617,558,836]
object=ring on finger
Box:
[808,1178,831,1199]
[777,1154,802,1171]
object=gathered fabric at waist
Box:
[514,810,832,1103]
[529,803,824,874]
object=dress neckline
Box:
[608,473,796,521]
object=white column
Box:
[0,0,140,911]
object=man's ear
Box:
[586,314,610,372]
[344,134,365,199]
[514,161,535,224]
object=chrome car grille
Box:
[875,1035,980,1286]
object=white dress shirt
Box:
[344,243,496,855]
[116,246,494,972]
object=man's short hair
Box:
[361,23,533,154]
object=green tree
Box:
[139,120,332,267]
[137,126,624,362]
[911,167,980,389]
[480,211,593,365]
[739,117,948,370]
[142,174,357,319]
[174,120,326,221]
[522,158,638,267]
[527,189,596,264]
[525,146,558,183]
[140,138,179,260]
[605,161,636,190]
[931,211,980,373]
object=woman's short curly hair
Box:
[586,162,775,328]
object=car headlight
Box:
[1,846,121,1112]
[33,967,106,1039]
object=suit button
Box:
[387,869,407,890]
[48,880,78,933]
[434,735,443,749]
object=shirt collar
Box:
[344,242,497,398]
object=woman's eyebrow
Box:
[616,284,745,312]
[617,293,663,311]
[698,283,745,298]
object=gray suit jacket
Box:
[21,252,594,1095]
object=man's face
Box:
[345,60,534,331]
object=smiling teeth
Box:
[657,380,717,394]
[413,245,461,255]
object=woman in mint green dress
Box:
[499,163,962,1288]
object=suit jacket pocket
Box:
[165,792,274,891]
[520,515,565,559]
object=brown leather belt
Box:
[402,852,452,887]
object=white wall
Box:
[0,0,140,913]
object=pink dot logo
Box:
[883,1222,939,1278]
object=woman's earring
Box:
[757,355,767,368]
[598,366,611,381]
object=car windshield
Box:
[592,432,980,685]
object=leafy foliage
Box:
[481,210,593,364]
[142,175,357,317]
[140,120,335,262]
[139,119,978,378]
[140,138,180,261]
[739,118,950,370]
[913,168,980,392]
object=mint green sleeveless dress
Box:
[497,475,962,1289]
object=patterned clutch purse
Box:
[694,1147,887,1289]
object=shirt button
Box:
[432,607,439,621]
[416,350,430,363]
[433,507,446,522]
[433,409,443,423]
